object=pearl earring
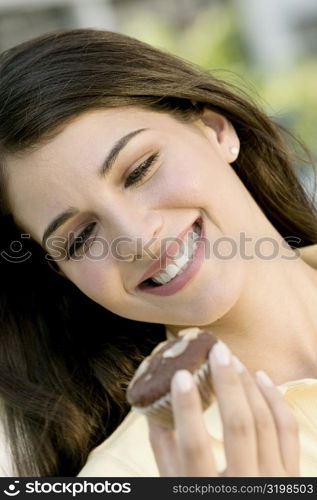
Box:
[229,146,239,155]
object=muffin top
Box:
[126,328,218,408]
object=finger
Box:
[255,370,300,476]
[147,419,182,476]
[231,356,285,476]
[171,369,218,476]
[209,342,258,476]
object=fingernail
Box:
[172,370,193,393]
[232,355,245,373]
[210,341,231,366]
[256,370,274,387]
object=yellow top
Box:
[77,244,317,478]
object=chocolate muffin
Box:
[126,327,218,428]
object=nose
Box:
[107,211,163,264]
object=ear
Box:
[197,108,240,164]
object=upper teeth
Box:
[151,224,201,285]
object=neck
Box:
[167,250,317,386]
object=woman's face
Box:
[5,106,268,328]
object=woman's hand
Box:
[147,341,300,477]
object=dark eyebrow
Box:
[41,128,149,248]
[42,206,79,248]
[98,127,148,177]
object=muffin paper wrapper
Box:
[132,359,215,429]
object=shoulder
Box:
[77,411,159,477]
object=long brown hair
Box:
[0,29,316,477]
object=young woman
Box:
[0,29,316,477]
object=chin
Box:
[168,270,244,328]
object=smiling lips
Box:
[138,216,202,286]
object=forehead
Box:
[4,107,180,240]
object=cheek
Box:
[67,260,122,307]
[156,145,227,202]
[167,150,256,238]
[150,151,215,206]
[153,149,244,232]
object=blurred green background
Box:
[121,0,317,170]
[0,0,316,181]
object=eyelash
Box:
[124,151,159,188]
[66,152,160,259]
[67,222,97,259]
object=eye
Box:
[125,152,159,188]
[67,222,97,259]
